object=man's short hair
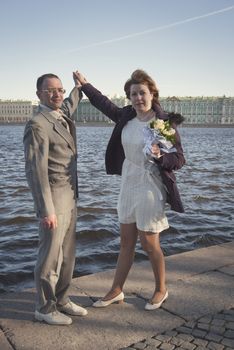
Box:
[36,73,60,91]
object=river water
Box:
[0,125,233,293]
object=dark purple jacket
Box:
[82,83,185,213]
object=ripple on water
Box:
[0,125,233,293]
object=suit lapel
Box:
[62,114,77,145]
[40,111,77,154]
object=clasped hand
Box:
[73,70,88,88]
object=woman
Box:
[75,69,185,310]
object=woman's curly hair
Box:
[124,69,159,105]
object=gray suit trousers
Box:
[34,204,77,313]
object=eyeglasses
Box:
[40,88,66,95]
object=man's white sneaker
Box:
[35,310,72,325]
[58,301,88,316]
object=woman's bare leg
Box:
[139,231,167,303]
[102,223,138,300]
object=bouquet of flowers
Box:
[143,119,177,157]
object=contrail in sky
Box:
[69,5,234,52]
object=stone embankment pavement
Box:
[122,308,234,350]
[0,241,234,350]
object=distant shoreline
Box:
[75,122,234,128]
[0,122,234,128]
[181,123,234,128]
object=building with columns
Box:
[0,95,233,125]
[160,96,234,125]
[74,95,234,125]
[160,97,224,125]
[75,95,128,123]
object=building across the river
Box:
[160,96,234,125]
[0,100,35,123]
[75,95,234,125]
[74,95,128,123]
[0,95,233,125]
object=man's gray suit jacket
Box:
[23,87,81,218]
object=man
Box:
[23,72,87,325]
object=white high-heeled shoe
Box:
[92,292,124,308]
[145,290,168,311]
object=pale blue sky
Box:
[0,0,234,100]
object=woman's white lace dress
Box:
[117,117,169,233]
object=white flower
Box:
[149,119,176,144]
